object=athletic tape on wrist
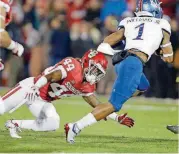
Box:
[163,52,173,58]
[160,42,171,48]
[7,40,16,50]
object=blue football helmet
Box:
[135,0,163,19]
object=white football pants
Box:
[0,77,60,131]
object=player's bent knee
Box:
[51,115,60,130]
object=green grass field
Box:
[0,95,178,153]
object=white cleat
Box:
[64,123,80,144]
[5,120,22,139]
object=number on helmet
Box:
[88,50,98,58]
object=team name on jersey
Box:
[127,17,160,25]
[65,82,82,95]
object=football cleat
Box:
[64,123,80,144]
[5,120,22,138]
[167,125,179,134]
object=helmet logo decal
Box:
[88,50,98,58]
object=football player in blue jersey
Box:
[65,0,174,143]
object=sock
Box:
[7,40,16,50]
[75,113,97,133]
[12,118,60,131]
[107,112,118,121]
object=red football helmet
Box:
[81,49,108,84]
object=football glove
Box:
[118,113,135,128]
[12,42,24,57]
[25,86,40,102]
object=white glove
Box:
[0,59,4,71]
[12,42,24,57]
[25,86,40,102]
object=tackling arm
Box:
[83,94,101,108]
[0,2,24,57]
[25,65,66,102]
[34,65,66,89]
[97,28,125,55]
[103,28,125,46]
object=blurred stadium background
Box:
[0,0,179,97]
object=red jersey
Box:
[34,57,96,102]
[0,0,12,25]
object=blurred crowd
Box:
[0,0,179,99]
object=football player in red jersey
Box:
[0,0,24,71]
[0,49,134,138]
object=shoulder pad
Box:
[118,17,130,30]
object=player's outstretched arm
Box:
[83,94,100,108]
[103,28,125,46]
[0,3,24,57]
[160,30,173,63]
[83,95,134,127]
[97,28,125,55]
[26,66,66,102]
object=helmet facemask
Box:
[85,60,106,85]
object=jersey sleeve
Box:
[43,63,67,80]
[160,19,171,35]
